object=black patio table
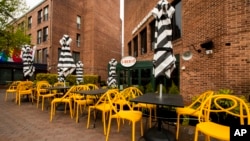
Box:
[130,93,184,141]
[75,88,108,96]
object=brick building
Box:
[124,0,250,103]
[8,0,121,83]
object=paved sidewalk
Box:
[0,89,208,141]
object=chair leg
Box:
[42,97,44,111]
[105,117,113,141]
[140,118,143,136]
[76,103,79,123]
[103,111,106,135]
[87,107,92,128]
[194,127,199,141]
[132,122,135,141]
[18,94,21,106]
[50,102,54,122]
[176,114,180,140]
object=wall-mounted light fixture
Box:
[182,44,201,61]
[200,40,214,55]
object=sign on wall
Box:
[120,56,136,67]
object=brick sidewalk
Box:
[0,89,210,141]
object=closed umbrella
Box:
[20,45,36,80]
[152,0,176,96]
[76,61,84,84]
[107,58,118,88]
[57,35,76,82]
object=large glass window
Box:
[140,28,147,55]
[128,42,132,56]
[76,34,80,47]
[72,52,80,62]
[43,6,49,21]
[28,16,32,29]
[131,69,139,85]
[171,0,182,40]
[77,16,81,29]
[133,36,138,57]
[150,20,155,51]
[43,26,48,42]
[37,10,43,24]
[42,48,47,64]
[37,29,42,44]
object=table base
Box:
[143,127,176,141]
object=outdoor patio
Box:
[0,88,212,141]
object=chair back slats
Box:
[198,94,250,125]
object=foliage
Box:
[136,85,144,93]
[0,0,29,51]
[35,73,99,86]
[145,83,154,93]
[168,81,179,94]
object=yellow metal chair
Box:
[73,85,95,123]
[194,94,250,141]
[175,90,214,140]
[105,90,144,141]
[5,81,21,101]
[126,87,157,128]
[36,82,56,111]
[87,89,119,135]
[50,86,75,122]
[16,81,34,106]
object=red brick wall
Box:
[124,0,250,103]
[16,0,121,82]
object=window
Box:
[42,48,47,64]
[72,52,80,62]
[133,36,138,57]
[37,10,42,24]
[43,26,48,42]
[150,20,155,51]
[37,49,42,63]
[37,29,42,44]
[77,16,81,29]
[43,6,49,21]
[171,0,182,40]
[18,21,25,31]
[76,33,80,47]
[28,16,32,29]
[140,28,147,55]
[128,42,132,56]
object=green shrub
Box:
[145,83,154,93]
[168,81,179,94]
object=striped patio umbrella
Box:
[20,45,36,80]
[152,0,176,79]
[57,35,76,82]
[76,61,84,84]
[107,58,118,88]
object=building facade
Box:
[124,0,250,103]
[3,0,121,83]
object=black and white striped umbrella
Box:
[21,45,36,79]
[57,35,76,82]
[76,61,84,84]
[152,0,176,79]
[107,58,118,88]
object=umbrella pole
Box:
[159,83,163,98]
